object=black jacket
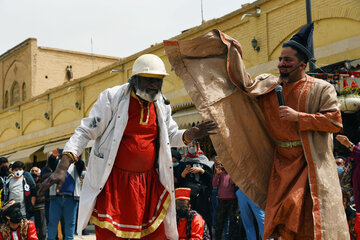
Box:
[5,174,36,219]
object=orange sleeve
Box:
[298,110,342,133]
[189,215,205,240]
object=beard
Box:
[278,63,302,82]
[278,65,292,79]
[279,72,290,78]
[135,88,162,102]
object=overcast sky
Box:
[0,0,255,58]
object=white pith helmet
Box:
[132,54,168,79]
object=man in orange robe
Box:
[164,24,349,239]
[257,23,342,237]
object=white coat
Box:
[63,83,185,240]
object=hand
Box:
[37,154,72,195]
[336,135,352,148]
[181,167,191,178]
[52,148,61,157]
[38,169,66,195]
[215,165,223,175]
[184,120,218,143]
[279,106,299,121]
[190,167,205,174]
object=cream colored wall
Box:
[0,0,359,162]
[0,38,119,111]
[33,47,119,97]
[0,65,123,154]
[0,40,33,109]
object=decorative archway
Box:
[268,7,360,61]
[4,91,8,108]
[22,82,26,101]
[10,81,19,106]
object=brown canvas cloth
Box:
[164,29,349,239]
[164,30,278,208]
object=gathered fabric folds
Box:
[91,166,170,239]
[164,30,277,208]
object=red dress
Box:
[91,92,170,239]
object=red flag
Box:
[344,78,349,87]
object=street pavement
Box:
[74,234,96,240]
[74,223,96,240]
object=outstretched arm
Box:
[336,135,357,155]
[38,155,72,195]
[38,88,117,195]
[183,120,218,145]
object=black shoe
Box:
[82,230,90,235]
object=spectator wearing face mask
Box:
[335,155,347,180]
[175,188,211,239]
[30,167,46,240]
[175,140,214,234]
[4,161,36,220]
[0,200,38,240]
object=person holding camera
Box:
[176,140,214,235]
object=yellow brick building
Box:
[0,38,120,109]
[0,0,359,167]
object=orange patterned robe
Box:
[259,77,341,239]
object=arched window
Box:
[4,91,8,108]
[22,82,26,101]
[10,81,20,106]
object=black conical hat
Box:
[283,23,314,61]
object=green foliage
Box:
[339,86,360,96]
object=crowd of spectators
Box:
[172,142,272,240]
[0,136,357,239]
[171,135,360,239]
[336,134,360,239]
[0,148,86,240]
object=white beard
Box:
[135,88,162,102]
